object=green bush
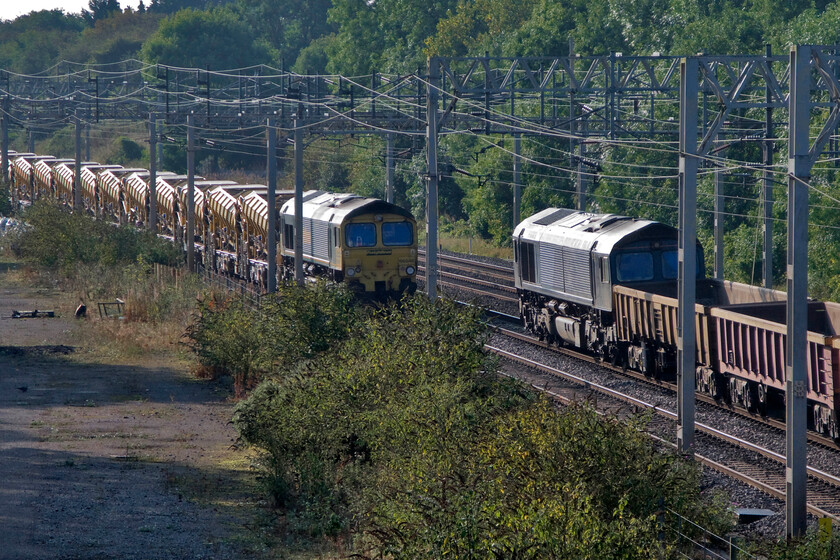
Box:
[185,293,262,389]
[752,530,840,560]
[105,136,146,165]
[12,201,181,270]
[233,295,729,556]
[0,185,12,215]
[184,281,357,392]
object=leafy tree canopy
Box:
[83,0,122,25]
[140,6,278,69]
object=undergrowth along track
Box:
[488,345,840,520]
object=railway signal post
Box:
[74,110,81,211]
[425,57,440,301]
[186,114,195,272]
[385,132,394,204]
[294,106,304,287]
[0,119,5,187]
[149,113,157,233]
[1,97,8,187]
[513,134,521,228]
[763,45,775,289]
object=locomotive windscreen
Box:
[382,222,413,246]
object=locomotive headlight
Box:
[346,267,356,277]
[405,266,415,275]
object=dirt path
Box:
[0,268,262,559]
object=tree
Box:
[62,9,163,64]
[140,7,278,69]
[234,0,335,71]
[326,0,460,75]
[0,10,86,73]
[425,0,540,57]
[83,0,122,25]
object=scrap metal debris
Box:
[4,309,55,319]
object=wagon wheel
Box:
[756,383,768,416]
[744,382,758,413]
[829,415,839,441]
[813,407,825,436]
[709,373,723,401]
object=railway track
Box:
[417,250,518,304]
[429,251,840,448]
[186,245,840,520]
[418,249,514,282]
[495,321,840,450]
[489,345,840,520]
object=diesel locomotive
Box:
[515,208,840,440]
[279,190,417,296]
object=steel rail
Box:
[495,324,840,449]
[488,345,840,520]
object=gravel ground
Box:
[0,266,264,560]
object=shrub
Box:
[0,185,12,215]
[184,281,357,392]
[752,530,840,560]
[233,295,731,556]
[185,293,262,390]
[12,201,181,270]
[105,136,146,165]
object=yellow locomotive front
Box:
[280,191,417,296]
[341,212,417,295]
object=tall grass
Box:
[69,263,206,360]
[10,201,203,359]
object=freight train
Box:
[514,208,840,440]
[7,150,417,297]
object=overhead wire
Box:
[7,57,840,225]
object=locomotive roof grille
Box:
[533,208,577,226]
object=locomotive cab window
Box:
[661,249,705,279]
[382,221,413,246]
[520,241,536,283]
[662,250,678,279]
[616,252,654,282]
[346,223,376,247]
[283,223,294,250]
[600,256,610,283]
